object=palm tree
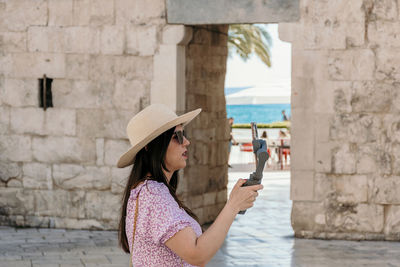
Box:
[228,24,272,67]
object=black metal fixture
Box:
[39,74,53,110]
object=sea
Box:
[226,104,291,124]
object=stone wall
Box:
[0,0,166,229]
[280,0,400,240]
[183,25,230,224]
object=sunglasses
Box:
[172,130,186,144]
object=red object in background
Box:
[240,143,253,152]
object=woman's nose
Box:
[183,136,190,146]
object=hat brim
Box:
[117,108,201,168]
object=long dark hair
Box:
[118,126,199,253]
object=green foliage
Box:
[232,121,290,129]
[228,24,272,67]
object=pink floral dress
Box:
[126,180,202,267]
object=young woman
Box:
[118,104,263,267]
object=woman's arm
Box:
[165,179,263,266]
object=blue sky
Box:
[224,24,291,88]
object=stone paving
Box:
[1,169,400,266]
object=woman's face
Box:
[164,125,190,172]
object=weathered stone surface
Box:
[356,144,378,174]
[332,143,356,174]
[52,80,113,109]
[85,191,120,220]
[0,135,32,162]
[22,162,52,190]
[66,54,89,80]
[326,203,384,233]
[1,0,47,31]
[7,179,22,188]
[291,171,314,201]
[351,81,393,113]
[0,162,21,182]
[54,217,106,230]
[48,0,73,26]
[65,27,100,54]
[1,79,38,107]
[126,26,158,56]
[0,32,26,52]
[110,167,130,194]
[369,21,400,48]
[113,80,149,110]
[96,138,104,166]
[328,50,375,81]
[376,48,400,80]
[314,173,334,202]
[7,53,66,79]
[114,56,153,81]
[372,0,398,20]
[369,176,400,205]
[0,188,34,215]
[34,190,85,218]
[335,175,367,203]
[89,0,115,25]
[27,26,66,53]
[292,201,326,232]
[384,205,400,235]
[44,108,76,136]
[53,164,111,190]
[116,0,165,25]
[104,139,130,166]
[32,137,95,164]
[10,107,45,135]
[100,26,124,55]
[0,107,9,134]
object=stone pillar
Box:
[280,0,400,240]
[183,25,230,224]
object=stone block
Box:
[85,191,120,220]
[203,191,217,206]
[369,21,400,48]
[0,135,32,162]
[116,0,165,25]
[384,205,400,235]
[88,55,115,81]
[48,0,73,26]
[104,139,130,166]
[27,26,66,53]
[65,27,100,54]
[111,167,130,194]
[2,0,47,31]
[1,79,38,107]
[314,80,334,114]
[89,0,115,25]
[333,81,352,113]
[315,142,332,173]
[10,107,45,135]
[114,79,149,110]
[114,56,153,81]
[290,108,314,171]
[0,188,34,215]
[376,48,400,80]
[54,217,105,230]
[0,106,9,134]
[334,175,367,203]
[314,173,334,202]
[369,176,400,204]
[351,81,392,113]
[0,162,21,182]
[52,80,114,109]
[326,203,384,233]
[372,0,397,20]
[72,0,91,25]
[32,136,95,164]
[301,0,365,23]
[187,194,204,209]
[7,179,23,188]
[8,53,66,79]
[22,162,52,190]
[44,108,76,136]
[96,138,104,165]
[328,50,375,81]
[290,171,314,201]
[392,143,400,175]
[126,26,158,56]
[292,201,326,232]
[100,26,124,55]
[53,164,111,190]
[0,32,27,52]
[332,143,356,174]
[66,54,89,80]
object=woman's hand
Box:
[227,179,263,213]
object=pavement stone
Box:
[0,170,400,266]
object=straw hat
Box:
[117,104,201,168]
